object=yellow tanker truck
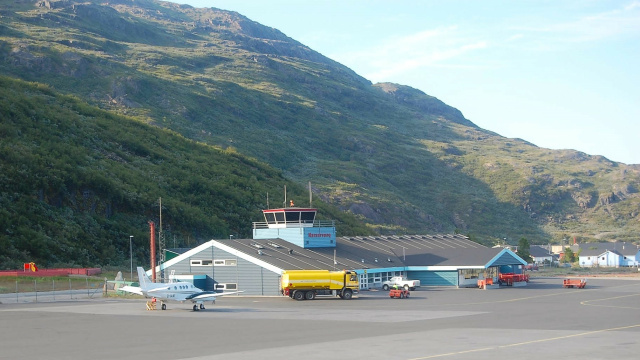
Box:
[281,270,359,300]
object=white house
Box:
[574,242,640,268]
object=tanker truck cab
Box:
[281,270,359,300]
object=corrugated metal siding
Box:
[408,271,458,286]
[491,252,522,266]
[163,245,281,295]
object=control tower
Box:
[252,207,336,248]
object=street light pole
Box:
[129,235,134,281]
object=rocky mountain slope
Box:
[1,0,638,258]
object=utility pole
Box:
[129,235,134,281]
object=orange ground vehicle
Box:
[498,273,529,286]
[477,277,494,289]
[389,288,410,298]
[563,278,587,288]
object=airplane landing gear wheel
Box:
[193,304,199,311]
[200,304,205,310]
[161,303,167,310]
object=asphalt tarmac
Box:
[1,277,639,359]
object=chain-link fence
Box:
[0,277,106,304]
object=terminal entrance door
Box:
[359,273,368,290]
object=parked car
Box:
[381,276,421,291]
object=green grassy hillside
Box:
[0,76,371,268]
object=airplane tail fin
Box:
[136,266,152,289]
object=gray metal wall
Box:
[163,245,281,296]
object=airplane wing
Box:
[120,285,144,296]
[186,291,244,301]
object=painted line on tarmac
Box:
[408,323,640,359]
[581,293,640,309]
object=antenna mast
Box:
[158,197,165,280]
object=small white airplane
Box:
[120,267,242,311]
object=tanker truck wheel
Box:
[293,290,305,301]
[342,289,353,300]
[304,291,315,300]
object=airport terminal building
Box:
[154,207,527,295]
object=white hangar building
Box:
[155,207,527,295]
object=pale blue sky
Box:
[176,1,640,164]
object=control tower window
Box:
[300,211,316,223]
[285,211,300,222]
[264,213,276,224]
[275,212,285,223]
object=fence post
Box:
[15,280,18,303]
[53,279,55,301]
[86,278,89,297]
[34,279,37,303]
[69,278,72,300]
